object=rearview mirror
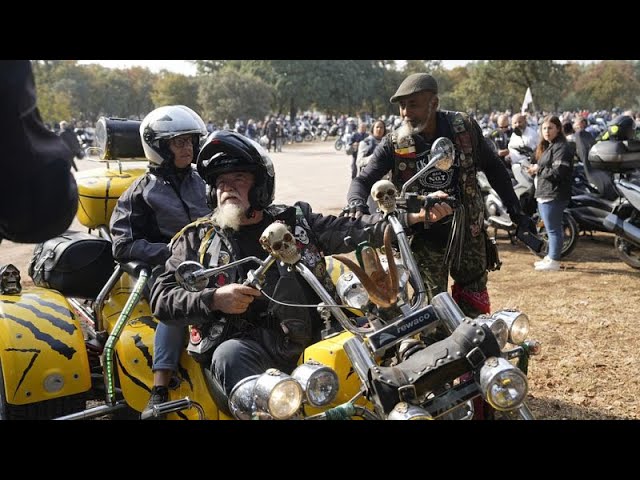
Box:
[400,137,456,197]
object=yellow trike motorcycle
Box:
[0,126,539,420]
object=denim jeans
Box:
[153,322,185,372]
[537,198,569,261]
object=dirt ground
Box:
[488,230,640,419]
[2,140,639,420]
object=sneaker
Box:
[535,259,561,271]
[534,256,551,267]
[141,386,169,420]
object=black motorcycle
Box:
[588,140,640,268]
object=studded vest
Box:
[390,111,484,237]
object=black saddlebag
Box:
[28,232,114,298]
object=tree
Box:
[151,72,199,112]
[197,69,274,125]
[574,61,640,111]
[194,60,227,75]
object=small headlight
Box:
[492,310,530,344]
[291,362,339,407]
[336,272,369,309]
[387,402,433,420]
[254,369,303,420]
[475,316,509,349]
[228,374,260,420]
[479,357,528,411]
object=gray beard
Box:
[396,119,427,145]
[212,203,244,231]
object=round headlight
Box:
[336,272,369,310]
[387,402,433,420]
[291,362,339,407]
[492,310,530,344]
[228,374,260,420]
[254,369,303,420]
[475,316,509,349]
[479,357,528,411]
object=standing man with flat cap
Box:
[345,72,535,317]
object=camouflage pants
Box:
[412,227,489,318]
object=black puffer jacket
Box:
[534,140,573,202]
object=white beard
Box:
[212,203,245,231]
[396,119,427,146]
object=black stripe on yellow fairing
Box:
[4,348,40,399]
[9,298,76,335]
[0,314,76,359]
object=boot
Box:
[141,385,169,420]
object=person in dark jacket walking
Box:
[345,73,534,317]
[149,130,452,398]
[528,115,573,271]
[110,105,211,417]
[58,120,83,171]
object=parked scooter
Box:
[568,160,620,236]
[588,139,640,268]
[479,149,578,258]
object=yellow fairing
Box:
[75,162,147,229]
[102,274,229,420]
[325,255,349,286]
[0,288,91,405]
[302,331,373,416]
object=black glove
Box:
[340,199,370,218]
[510,212,543,253]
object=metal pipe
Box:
[93,265,124,332]
[294,262,359,335]
[53,401,128,420]
[515,402,535,420]
[430,292,465,334]
[387,215,426,312]
[343,337,377,387]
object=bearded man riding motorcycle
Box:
[345,73,535,317]
[149,130,452,404]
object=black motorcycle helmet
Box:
[197,130,275,210]
[604,115,636,141]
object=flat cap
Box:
[390,73,438,103]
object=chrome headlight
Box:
[228,374,260,420]
[475,315,509,349]
[254,369,303,420]
[479,357,528,411]
[291,362,339,407]
[387,402,433,420]
[491,310,530,344]
[336,272,369,310]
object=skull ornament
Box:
[0,264,21,295]
[259,221,301,265]
[371,180,397,214]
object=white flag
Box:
[521,87,533,114]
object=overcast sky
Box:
[77,60,477,75]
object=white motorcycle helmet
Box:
[140,105,208,166]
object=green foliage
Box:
[151,72,199,112]
[197,69,274,125]
[573,61,640,110]
[28,60,640,129]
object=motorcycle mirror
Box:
[175,261,210,292]
[399,137,455,198]
[429,137,455,171]
[176,256,266,292]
